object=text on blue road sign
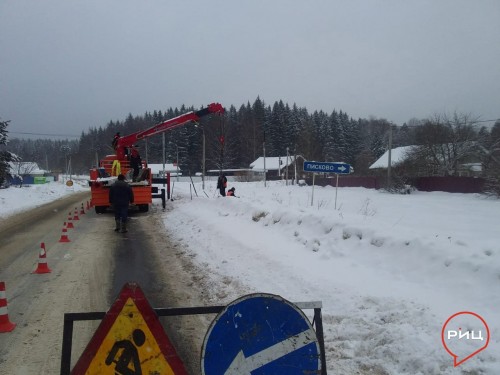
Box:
[303,161,352,174]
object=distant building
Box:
[148,163,182,178]
[250,156,296,176]
[369,145,483,177]
[206,168,252,176]
[8,162,52,185]
[204,156,298,179]
[369,146,416,170]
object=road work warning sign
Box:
[71,283,187,375]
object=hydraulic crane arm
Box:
[114,102,224,159]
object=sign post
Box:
[335,174,339,209]
[311,173,315,206]
[303,161,352,208]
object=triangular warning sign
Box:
[71,282,188,375]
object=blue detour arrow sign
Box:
[303,161,352,174]
[201,293,321,375]
[224,329,317,374]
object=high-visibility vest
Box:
[111,160,121,176]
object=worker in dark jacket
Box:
[109,174,134,233]
[129,147,142,181]
[217,174,227,197]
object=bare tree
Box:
[408,112,479,176]
[477,121,500,173]
[10,161,38,187]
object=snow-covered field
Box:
[165,179,500,374]
[0,178,88,218]
[1,178,499,374]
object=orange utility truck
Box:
[89,103,224,213]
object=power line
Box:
[475,119,499,123]
[402,118,499,128]
[9,131,80,138]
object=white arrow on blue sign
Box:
[201,293,321,375]
[303,161,352,174]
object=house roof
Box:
[148,163,181,174]
[250,156,296,172]
[369,146,416,169]
[9,162,46,175]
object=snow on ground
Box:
[163,179,500,374]
[0,178,88,219]
[1,178,499,374]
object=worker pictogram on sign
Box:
[71,282,187,375]
[105,328,145,374]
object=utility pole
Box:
[387,123,393,189]
[263,142,266,187]
[286,147,289,185]
[294,153,297,185]
[162,133,166,187]
[202,128,206,190]
[195,123,206,190]
[176,145,180,182]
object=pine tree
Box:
[267,100,288,156]
[310,110,328,160]
[0,118,14,185]
[324,110,340,161]
[251,97,266,160]
[287,104,304,157]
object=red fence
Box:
[295,175,486,194]
[309,176,380,189]
[411,176,485,193]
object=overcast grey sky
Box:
[1,0,499,139]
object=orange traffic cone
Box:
[32,243,52,274]
[0,282,16,332]
[80,203,85,215]
[86,200,90,210]
[58,226,71,243]
[72,208,79,221]
[66,216,74,229]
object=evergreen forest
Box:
[2,98,500,182]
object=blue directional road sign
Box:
[201,293,320,375]
[304,161,352,174]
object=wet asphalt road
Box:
[107,209,207,375]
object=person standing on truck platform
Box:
[129,147,142,182]
[112,132,120,149]
[109,174,134,233]
[217,174,227,197]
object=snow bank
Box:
[163,181,500,374]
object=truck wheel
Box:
[138,204,149,213]
[95,206,106,214]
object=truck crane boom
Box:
[114,102,224,159]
